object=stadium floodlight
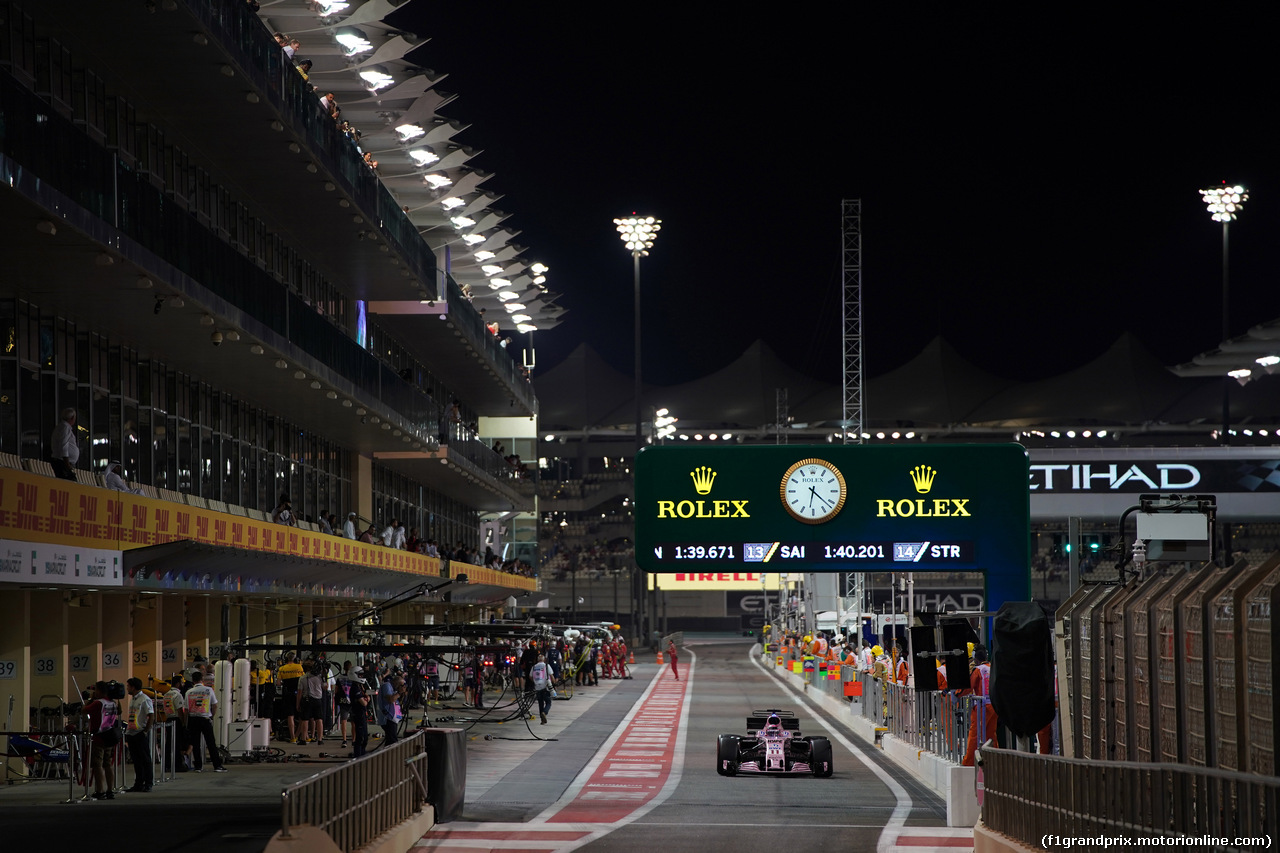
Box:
[423,174,452,189]
[440,197,465,210]
[1199,184,1247,222]
[1256,355,1279,371]
[614,216,661,257]
[1201,183,1249,444]
[396,124,426,141]
[1228,368,1251,386]
[462,234,485,245]
[408,148,438,166]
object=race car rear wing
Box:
[747,709,801,732]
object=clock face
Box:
[780,458,848,524]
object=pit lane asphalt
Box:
[569,637,949,853]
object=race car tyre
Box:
[717,734,740,776]
[809,736,833,777]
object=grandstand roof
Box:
[534,334,1280,435]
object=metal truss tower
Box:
[841,199,864,444]
[841,199,864,638]
[775,388,788,445]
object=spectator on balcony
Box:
[360,524,377,544]
[405,527,421,554]
[51,407,80,481]
[271,495,297,527]
[343,511,358,539]
[382,519,406,549]
[273,32,287,48]
[319,92,338,120]
[104,461,145,494]
[283,39,300,60]
[296,58,312,82]
[317,511,333,536]
[362,151,379,173]
[425,539,439,558]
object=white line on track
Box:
[749,646,912,853]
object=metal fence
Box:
[859,675,978,764]
[982,747,1279,849]
[280,732,429,852]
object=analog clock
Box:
[780,458,848,524]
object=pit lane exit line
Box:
[413,654,695,853]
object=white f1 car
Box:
[716,709,833,777]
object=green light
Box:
[1064,543,1072,553]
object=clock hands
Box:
[808,485,833,508]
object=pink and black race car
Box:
[716,709,833,777]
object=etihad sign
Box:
[877,465,971,518]
[656,467,750,519]
[1029,463,1199,491]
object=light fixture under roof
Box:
[315,0,349,15]
[450,215,476,229]
[424,174,452,189]
[497,291,519,301]
[408,148,439,166]
[462,234,485,245]
[440,197,466,210]
[396,124,426,141]
[474,250,496,261]
[487,278,510,288]
[335,31,373,55]
[517,323,537,332]
[503,303,526,312]
[249,345,265,355]
[481,265,504,276]
[359,70,394,91]
[274,358,288,369]
[530,262,549,275]
[511,314,531,323]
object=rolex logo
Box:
[910,465,936,494]
[690,466,717,495]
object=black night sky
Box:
[390,6,1280,387]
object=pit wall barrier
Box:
[767,643,978,827]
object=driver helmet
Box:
[766,713,781,728]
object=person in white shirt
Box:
[185,677,225,772]
[381,519,406,549]
[125,678,155,792]
[51,407,79,480]
[530,654,552,725]
[344,512,358,539]
[105,461,144,494]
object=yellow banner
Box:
[0,468,441,576]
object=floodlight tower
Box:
[615,214,661,646]
[1199,184,1247,444]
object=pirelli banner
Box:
[0,468,441,577]
[645,571,797,591]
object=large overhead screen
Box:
[634,443,1031,612]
